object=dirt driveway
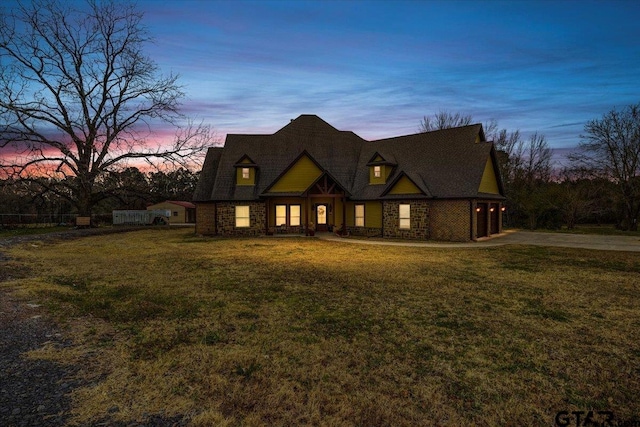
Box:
[319,230,640,252]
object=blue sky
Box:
[6,0,640,162]
[136,0,640,156]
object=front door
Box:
[316,204,328,232]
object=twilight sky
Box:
[6,0,640,164]
[137,0,640,157]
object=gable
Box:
[267,154,323,193]
[368,152,386,164]
[387,175,423,195]
[478,156,500,194]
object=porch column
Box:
[342,194,346,233]
[265,198,269,234]
[305,195,309,236]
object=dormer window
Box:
[234,155,258,186]
[237,166,255,185]
[367,152,396,185]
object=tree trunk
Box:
[623,198,639,231]
[76,181,94,219]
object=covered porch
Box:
[263,173,349,236]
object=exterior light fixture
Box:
[476,207,481,212]
[490,207,495,212]
[501,207,506,212]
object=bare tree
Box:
[0,0,213,216]
[492,128,521,183]
[570,103,640,230]
[418,110,474,132]
[556,168,611,229]
[509,132,554,229]
[419,110,499,141]
[516,132,553,183]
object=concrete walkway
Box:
[317,230,640,252]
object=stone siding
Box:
[269,225,305,235]
[430,200,472,242]
[347,226,383,237]
[383,200,430,239]
[195,203,216,235]
[217,202,266,236]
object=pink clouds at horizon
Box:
[0,123,208,173]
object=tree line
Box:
[0,168,199,218]
[420,106,640,231]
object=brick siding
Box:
[430,200,472,242]
[195,203,216,235]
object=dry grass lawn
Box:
[2,228,640,426]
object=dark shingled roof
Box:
[164,200,196,208]
[194,115,504,202]
[193,147,223,202]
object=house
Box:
[146,200,196,224]
[193,115,505,241]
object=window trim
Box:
[355,204,365,227]
[399,204,410,229]
[235,205,250,228]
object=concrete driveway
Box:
[318,230,640,252]
[486,230,640,252]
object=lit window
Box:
[399,204,410,229]
[374,166,381,178]
[355,204,365,227]
[275,205,286,226]
[290,205,301,226]
[242,168,250,180]
[235,206,250,227]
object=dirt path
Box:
[0,292,81,426]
